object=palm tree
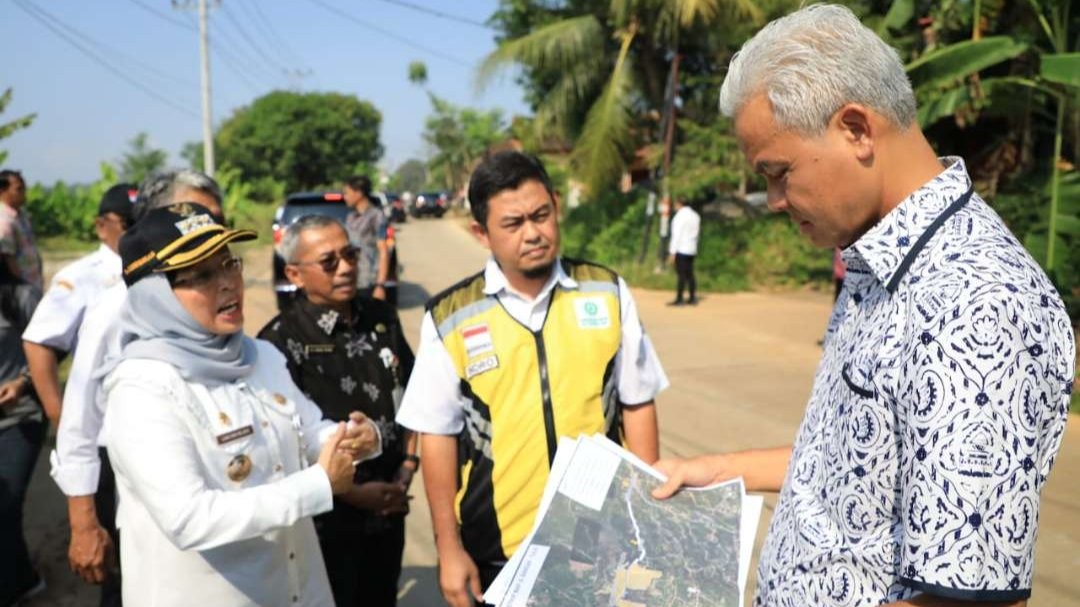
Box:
[479,0,761,194]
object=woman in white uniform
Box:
[101,203,380,606]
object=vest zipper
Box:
[532,331,558,465]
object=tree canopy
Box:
[214,91,383,192]
[119,132,167,185]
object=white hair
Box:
[135,169,223,221]
[719,4,916,134]
[280,214,346,263]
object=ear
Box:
[835,103,874,162]
[283,263,306,290]
[469,220,491,250]
[93,216,108,240]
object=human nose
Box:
[522,220,541,242]
[765,182,788,213]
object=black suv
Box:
[411,191,448,218]
[271,192,398,309]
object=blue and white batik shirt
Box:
[755,157,1074,606]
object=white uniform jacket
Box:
[22,244,122,351]
[103,339,378,607]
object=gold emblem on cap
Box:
[226,454,252,482]
[170,202,196,217]
[375,323,387,333]
[219,412,231,426]
[273,393,286,405]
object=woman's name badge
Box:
[217,425,254,445]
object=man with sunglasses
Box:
[23,183,135,429]
[258,214,417,607]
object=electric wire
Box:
[372,0,492,30]
[304,0,472,68]
[244,0,306,70]
[219,1,290,78]
[14,0,200,119]
[125,0,283,90]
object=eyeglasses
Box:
[290,246,360,274]
[171,255,243,289]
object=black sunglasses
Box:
[291,246,360,274]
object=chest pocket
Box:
[184,383,262,486]
[841,362,876,399]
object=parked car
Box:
[271,191,399,309]
[411,191,448,218]
[380,191,407,223]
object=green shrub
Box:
[26,163,118,244]
[561,190,831,292]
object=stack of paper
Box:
[484,435,763,607]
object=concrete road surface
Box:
[24,216,1080,605]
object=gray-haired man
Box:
[50,170,226,603]
[653,5,1073,606]
[258,215,416,607]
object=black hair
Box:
[0,170,24,193]
[344,175,372,199]
[467,151,554,228]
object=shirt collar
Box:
[295,294,362,336]
[844,156,972,288]
[482,256,578,300]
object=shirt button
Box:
[261,421,269,428]
[291,595,298,603]
[289,552,295,560]
[274,464,283,472]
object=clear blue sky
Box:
[4,0,528,184]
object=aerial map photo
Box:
[511,458,744,607]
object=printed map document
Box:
[485,435,763,607]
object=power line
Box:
[233,0,294,68]
[305,0,471,68]
[127,0,194,30]
[25,1,197,90]
[372,0,492,30]
[219,1,290,77]
[244,0,307,69]
[14,0,199,119]
[124,0,281,90]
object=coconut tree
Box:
[479,0,762,194]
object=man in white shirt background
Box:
[23,183,134,428]
[667,198,700,306]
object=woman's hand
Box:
[317,422,357,495]
[340,411,379,461]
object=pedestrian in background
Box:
[667,198,700,306]
[0,170,42,291]
[260,215,417,607]
[343,175,390,301]
[0,262,45,606]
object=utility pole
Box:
[174,0,216,176]
[198,0,215,176]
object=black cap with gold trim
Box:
[119,202,257,286]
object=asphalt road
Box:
[24,216,1080,605]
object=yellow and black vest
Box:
[428,258,623,566]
